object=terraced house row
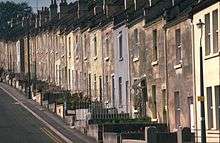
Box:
[0,0,219,142]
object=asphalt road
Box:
[0,88,64,143]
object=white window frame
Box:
[117,31,123,61]
[204,9,219,58]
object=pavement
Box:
[0,82,96,143]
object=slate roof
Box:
[192,0,219,14]
[144,0,172,25]
[6,0,215,41]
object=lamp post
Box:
[26,16,32,99]
[196,19,206,143]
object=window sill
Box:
[151,60,158,66]
[174,63,182,69]
[164,105,167,111]
[93,56,98,60]
[151,118,158,122]
[104,57,110,61]
[133,57,139,62]
[204,52,220,60]
[119,57,123,61]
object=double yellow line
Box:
[40,127,64,143]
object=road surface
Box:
[0,88,64,143]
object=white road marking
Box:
[0,86,73,143]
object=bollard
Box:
[146,126,158,143]
[177,126,182,143]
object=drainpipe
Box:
[163,21,170,131]
[190,19,198,142]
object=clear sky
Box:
[0,0,72,12]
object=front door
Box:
[174,91,180,128]
[188,96,195,132]
[207,87,213,129]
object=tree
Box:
[0,1,32,39]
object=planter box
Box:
[87,124,102,142]
[56,104,64,118]
[64,115,74,126]
[103,133,120,143]
[34,92,42,105]
[42,100,48,108]
[49,103,55,112]
[16,81,19,88]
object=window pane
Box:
[205,13,211,56]
[88,73,91,99]
[94,74,96,97]
[69,37,71,57]
[72,70,74,90]
[153,30,157,61]
[125,81,129,112]
[94,35,97,56]
[106,75,109,99]
[214,86,220,129]
[68,69,71,88]
[174,91,180,128]
[207,87,213,129]
[84,35,87,57]
[152,85,157,119]
[119,32,123,59]
[106,38,109,57]
[99,76,102,101]
[76,70,78,90]
[134,28,138,44]
[175,29,181,64]
[112,76,115,107]
[212,10,218,53]
[119,77,122,106]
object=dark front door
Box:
[174,91,180,128]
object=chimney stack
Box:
[50,0,58,20]
[77,0,89,19]
[60,0,68,18]
[104,0,124,17]
[124,0,134,10]
[93,0,103,16]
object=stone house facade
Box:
[81,28,91,98]
[144,17,167,122]
[192,1,220,142]
[127,9,147,117]
[0,41,7,70]
[165,17,193,131]
[0,0,214,136]
[113,13,130,113]
[101,21,115,107]
[89,27,103,101]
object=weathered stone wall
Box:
[89,29,103,101]
[128,19,147,116]
[113,24,130,113]
[166,19,193,130]
[82,29,91,97]
[73,30,84,93]
[101,23,115,106]
[144,18,166,122]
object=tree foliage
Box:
[0,1,32,39]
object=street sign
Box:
[198,96,204,101]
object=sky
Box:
[0,0,72,12]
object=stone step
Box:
[196,130,220,143]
